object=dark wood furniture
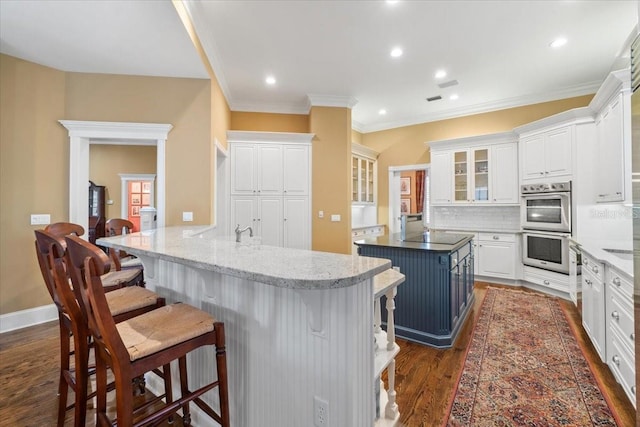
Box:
[88,181,105,245]
[64,235,231,427]
[34,230,165,427]
[356,232,475,348]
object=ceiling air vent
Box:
[631,33,640,93]
[438,79,459,89]
[426,95,442,102]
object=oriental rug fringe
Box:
[444,288,620,426]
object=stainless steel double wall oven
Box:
[521,181,572,274]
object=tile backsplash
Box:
[432,205,521,231]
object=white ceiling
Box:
[1,1,637,133]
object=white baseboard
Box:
[0,304,57,334]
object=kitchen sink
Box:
[602,248,634,261]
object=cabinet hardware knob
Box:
[543,280,550,285]
[258,218,261,221]
[631,333,635,341]
[632,386,636,395]
[539,172,544,175]
[284,218,287,221]
[612,277,621,286]
[611,355,620,366]
[583,259,588,265]
[616,192,622,195]
[493,236,499,240]
[611,311,619,321]
[592,266,599,274]
[585,279,592,285]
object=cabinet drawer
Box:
[478,232,516,242]
[524,267,568,292]
[608,290,635,352]
[607,269,633,300]
[581,254,604,281]
[608,328,636,404]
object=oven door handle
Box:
[522,230,571,238]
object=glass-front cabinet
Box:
[453,148,489,203]
[352,155,376,204]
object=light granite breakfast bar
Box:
[97,226,392,427]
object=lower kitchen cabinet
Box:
[605,266,636,407]
[477,233,517,279]
[581,254,606,362]
[230,195,310,249]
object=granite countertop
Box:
[97,226,391,290]
[571,237,634,279]
[354,231,473,252]
[431,227,522,234]
[352,224,385,231]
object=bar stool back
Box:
[64,235,230,427]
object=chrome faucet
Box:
[235,224,253,242]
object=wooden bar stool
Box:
[104,218,145,285]
[45,221,143,290]
[34,230,167,427]
[64,235,231,427]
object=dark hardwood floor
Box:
[0,282,636,426]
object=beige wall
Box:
[0,55,67,314]
[309,106,352,254]
[364,95,594,227]
[89,145,157,220]
[0,54,217,316]
[65,72,213,227]
[230,111,309,133]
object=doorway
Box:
[119,174,156,231]
[388,164,429,235]
[59,120,171,235]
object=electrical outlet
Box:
[182,211,193,222]
[318,210,324,218]
[30,214,51,225]
[330,214,340,222]
[314,396,328,426]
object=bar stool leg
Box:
[57,324,70,427]
[215,323,230,427]
[178,356,192,426]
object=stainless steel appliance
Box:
[522,231,571,274]
[521,181,571,233]
[568,243,582,306]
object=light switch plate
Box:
[318,211,324,218]
[182,211,193,222]
[330,214,340,222]
[30,214,51,225]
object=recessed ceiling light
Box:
[449,94,459,100]
[390,47,403,58]
[379,109,387,115]
[435,69,447,79]
[386,0,399,4]
[550,37,567,48]
[265,75,276,85]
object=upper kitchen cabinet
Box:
[229,132,312,196]
[428,132,519,205]
[514,108,594,184]
[588,69,632,203]
[352,143,379,205]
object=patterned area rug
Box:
[444,288,619,426]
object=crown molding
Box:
[227,130,314,144]
[588,68,630,113]
[58,120,172,140]
[352,142,379,159]
[513,107,594,135]
[357,80,601,134]
[307,94,358,109]
[427,131,518,150]
[231,100,311,115]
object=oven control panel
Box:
[521,181,571,194]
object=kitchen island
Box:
[355,231,474,348]
[97,226,391,427]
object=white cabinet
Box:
[520,126,573,181]
[605,267,635,407]
[591,70,631,203]
[351,143,378,205]
[477,233,517,279]
[581,254,606,361]
[228,131,313,250]
[429,132,518,205]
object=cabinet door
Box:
[365,159,375,203]
[230,196,257,235]
[450,263,461,328]
[471,148,489,202]
[283,145,309,196]
[521,135,546,180]
[453,150,469,202]
[257,145,283,195]
[230,144,257,195]
[258,197,283,247]
[478,241,515,278]
[582,269,606,361]
[430,151,452,204]
[491,143,518,203]
[545,127,572,178]
[596,94,625,202]
[351,156,359,202]
[283,197,310,249]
